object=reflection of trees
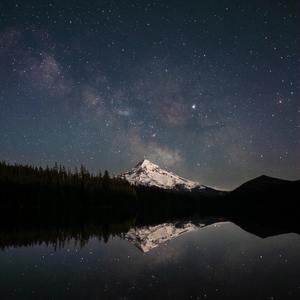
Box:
[0,205,207,250]
[0,215,136,250]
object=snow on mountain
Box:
[119,159,207,191]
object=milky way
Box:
[0,0,299,189]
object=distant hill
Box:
[231,175,299,198]
[226,175,299,218]
[233,175,297,194]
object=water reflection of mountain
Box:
[124,218,223,252]
[125,222,199,252]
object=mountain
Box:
[119,159,208,191]
[231,175,299,197]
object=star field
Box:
[0,0,299,189]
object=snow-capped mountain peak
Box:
[120,159,206,191]
[136,159,160,170]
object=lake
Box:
[0,217,299,300]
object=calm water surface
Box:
[0,220,299,300]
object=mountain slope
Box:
[119,159,207,191]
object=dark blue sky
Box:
[0,0,299,189]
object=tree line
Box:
[0,161,137,209]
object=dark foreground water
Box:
[0,218,300,300]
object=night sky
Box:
[0,0,299,189]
